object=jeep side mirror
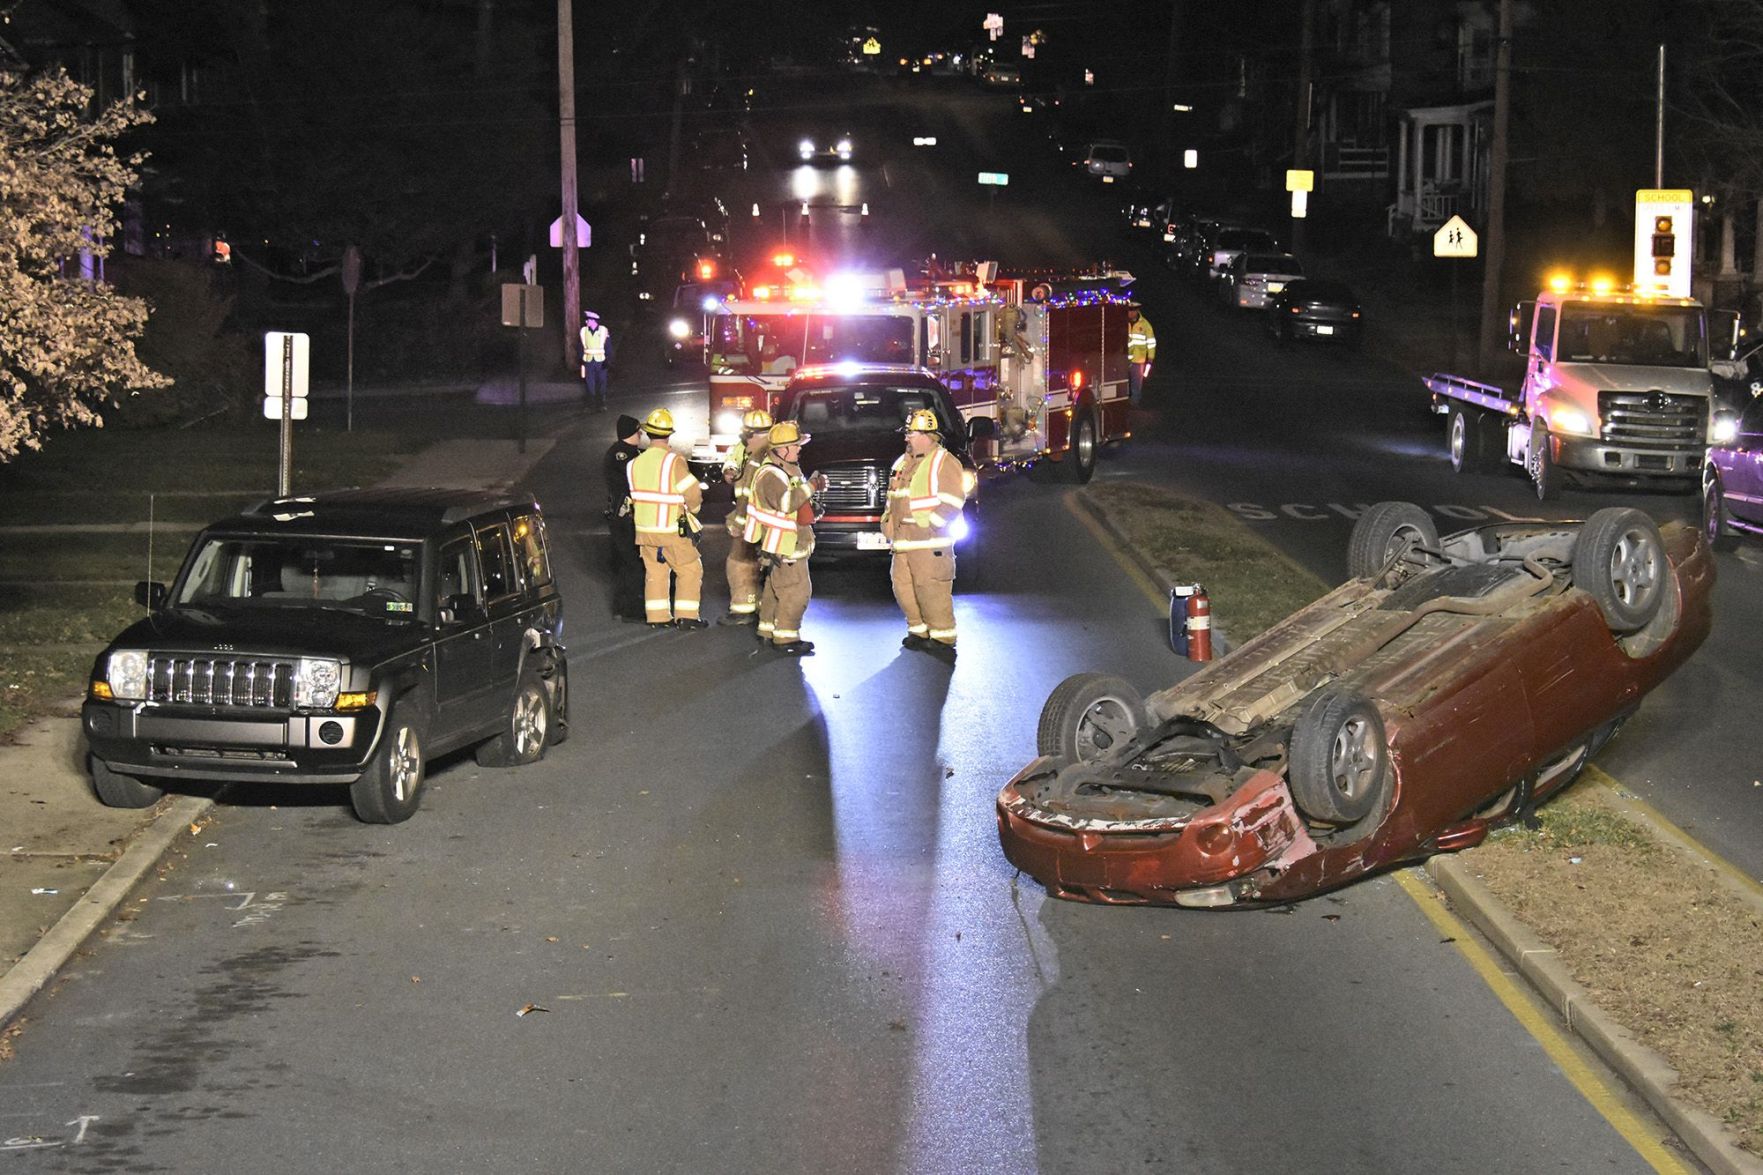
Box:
[968,415,997,440]
[134,581,167,610]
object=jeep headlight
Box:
[1713,411,1739,445]
[293,657,341,709]
[1552,408,1595,438]
[668,318,692,340]
[105,650,149,701]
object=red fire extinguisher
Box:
[1186,584,1212,662]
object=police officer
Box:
[718,409,772,626]
[603,414,646,621]
[625,408,707,628]
[883,409,966,660]
[1125,305,1156,406]
[745,420,818,655]
[580,310,611,412]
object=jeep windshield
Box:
[1558,302,1707,368]
[783,384,956,436]
[174,537,423,620]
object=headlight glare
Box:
[714,411,741,436]
[106,650,148,701]
[668,318,691,340]
[293,658,342,709]
[1552,409,1594,437]
[1713,412,1739,444]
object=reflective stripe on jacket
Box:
[886,446,965,551]
[627,447,698,536]
[580,324,610,363]
[1126,315,1156,362]
[745,459,813,559]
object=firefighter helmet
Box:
[768,420,808,447]
[742,409,774,433]
[642,408,675,437]
[901,409,941,434]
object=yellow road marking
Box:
[1395,871,1693,1174]
[1584,764,1763,902]
[1063,493,1167,610]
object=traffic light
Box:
[1651,215,1675,276]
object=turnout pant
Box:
[758,557,811,644]
[726,537,762,618]
[892,547,957,645]
[638,535,702,623]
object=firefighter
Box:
[718,409,773,625]
[603,414,646,621]
[746,420,819,655]
[883,408,966,660]
[1125,305,1156,405]
[626,407,707,629]
[580,310,611,412]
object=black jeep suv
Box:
[81,489,568,823]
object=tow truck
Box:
[1425,274,1733,500]
[689,260,1137,484]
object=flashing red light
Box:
[771,250,796,268]
[753,285,773,300]
[697,259,717,280]
[1071,370,1085,390]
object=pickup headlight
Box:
[105,650,149,701]
[293,657,341,709]
[667,318,691,340]
[1551,408,1595,437]
[1712,411,1739,445]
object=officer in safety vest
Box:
[718,409,773,625]
[625,408,706,628]
[745,420,819,655]
[883,408,967,660]
[580,310,611,412]
[1125,305,1155,406]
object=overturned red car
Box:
[997,504,1712,907]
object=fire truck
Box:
[688,261,1138,483]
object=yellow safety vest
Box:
[888,447,965,551]
[580,324,610,363]
[627,447,694,536]
[1126,315,1156,363]
[744,461,811,559]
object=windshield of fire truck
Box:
[782,384,955,437]
[709,313,915,371]
[1556,302,1707,368]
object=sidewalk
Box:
[0,436,555,1039]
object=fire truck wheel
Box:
[1036,673,1147,764]
[1061,413,1098,483]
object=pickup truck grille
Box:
[817,464,882,511]
[147,655,295,707]
[1599,390,1706,450]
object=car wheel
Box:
[350,710,427,824]
[1346,502,1439,580]
[542,651,570,745]
[1704,475,1739,553]
[475,664,552,767]
[1448,407,1486,474]
[1036,672,1147,764]
[1061,412,1098,483]
[1288,687,1390,826]
[1572,507,1666,633]
[90,757,164,809]
[1530,421,1560,501]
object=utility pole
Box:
[1289,0,1314,255]
[1162,0,1185,184]
[558,0,581,374]
[1654,43,1665,188]
[1476,0,1513,376]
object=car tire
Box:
[1287,687,1390,826]
[542,651,570,746]
[1060,412,1098,484]
[1036,672,1147,764]
[1530,421,1560,501]
[1572,507,1666,633]
[475,664,552,767]
[1448,407,1487,474]
[1346,502,1439,580]
[350,709,427,824]
[90,757,164,809]
[1704,474,1739,553]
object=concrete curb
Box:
[0,794,213,1032]
[1428,855,1762,1175]
[1071,487,1232,654]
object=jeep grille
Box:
[817,464,881,511]
[147,655,295,707]
[1598,390,1706,450]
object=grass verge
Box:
[1084,479,1762,1158]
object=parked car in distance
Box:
[1703,393,1763,550]
[997,503,1711,907]
[982,63,1020,88]
[1222,252,1304,309]
[1079,140,1132,182]
[774,365,987,571]
[1205,226,1280,283]
[81,490,568,824]
[1267,278,1363,344]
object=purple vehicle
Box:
[1703,395,1763,550]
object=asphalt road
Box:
[0,70,1731,1172]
